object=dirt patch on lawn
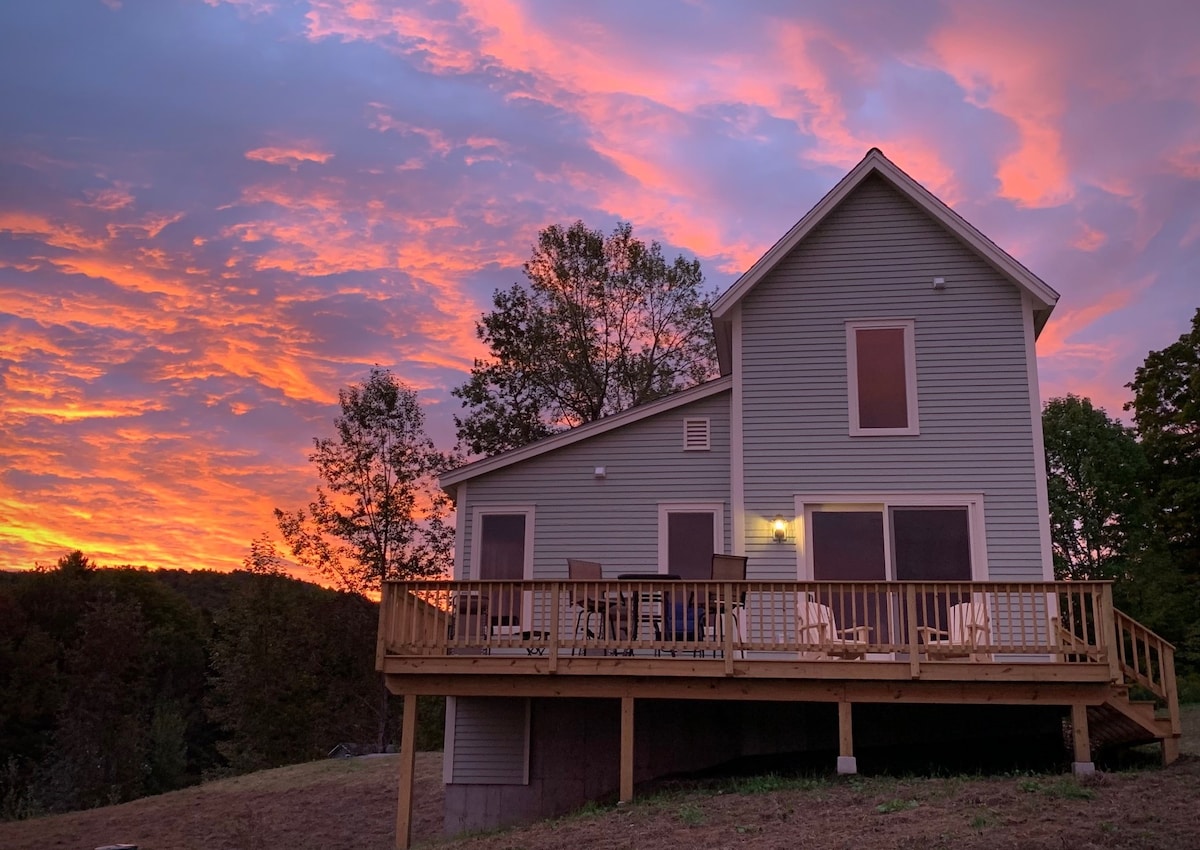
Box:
[438,756,1200,850]
[3,750,1198,849]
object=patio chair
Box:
[795,596,871,660]
[708,554,749,650]
[917,600,991,661]
[663,589,704,655]
[567,559,620,654]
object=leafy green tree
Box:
[453,220,718,456]
[39,591,150,810]
[276,369,456,593]
[207,556,390,769]
[1043,395,1155,583]
[1126,307,1200,578]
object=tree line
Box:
[0,551,443,819]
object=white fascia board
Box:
[439,376,734,495]
[711,149,1060,331]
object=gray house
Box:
[377,149,1180,847]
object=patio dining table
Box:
[614,573,682,644]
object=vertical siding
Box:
[449,697,529,784]
[460,391,732,578]
[738,174,1044,580]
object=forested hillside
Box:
[0,554,441,820]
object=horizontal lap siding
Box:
[450,697,529,784]
[461,391,732,578]
[740,175,1044,580]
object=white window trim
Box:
[451,483,467,580]
[846,318,919,436]
[470,505,536,581]
[442,696,457,784]
[792,493,987,581]
[470,505,536,639]
[657,502,724,575]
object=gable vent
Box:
[683,418,710,451]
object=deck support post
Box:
[619,696,635,803]
[396,693,417,850]
[1161,736,1180,766]
[1070,703,1095,776]
[836,701,857,775]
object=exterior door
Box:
[809,509,888,640]
[478,513,527,629]
[666,512,716,579]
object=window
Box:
[657,502,723,578]
[796,495,985,582]
[797,496,985,642]
[471,507,535,630]
[846,319,918,435]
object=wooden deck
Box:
[378,579,1181,849]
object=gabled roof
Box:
[711,148,1060,374]
[439,376,733,496]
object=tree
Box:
[1126,307,1200,577]
[1042,395,1155,583]
[275,369,456,593]
[207,568,393,769]
[1043,395,1194,648]
[453,220,718,456]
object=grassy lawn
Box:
[2,705,1197,850]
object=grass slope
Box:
[3,708,1198,850]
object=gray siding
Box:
[738,174,1044,580]
[460,391,732,579]
[449,697,529,784]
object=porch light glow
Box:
[773,516,787,542]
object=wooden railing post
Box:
[376,582,392,671]
[723,581,735,674]
[906,583,920,678]
[548,581,560,673]
[1098,584,1121,683]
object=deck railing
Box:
[1113,609,1181,735]
[377,579,1125,669]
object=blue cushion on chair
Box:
[667,597,702,641]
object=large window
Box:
[846,319,918,435]
[798,495,985,641]
[797,495,985,582]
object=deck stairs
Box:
[1069,611,1182,763]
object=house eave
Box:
[710,148,1060,334]
[439,376,734,497]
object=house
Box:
[377,149,1181,848]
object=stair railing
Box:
[1113,608,1182,738]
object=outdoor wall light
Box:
[594,466,606,479]
[773,515,787,543]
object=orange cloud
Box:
[245,144,335,169]
[1072,223,1107,252]
[1036,285,1142,360]
[0,210,108,252]
[927,9,1072,209]
[79,185,136,211]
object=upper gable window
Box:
[846,319,918,436]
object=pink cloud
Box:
[927,9,1073,208]
[1072,223,1107,252]
[245,144,335,169]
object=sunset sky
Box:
[1,0,1198,577]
